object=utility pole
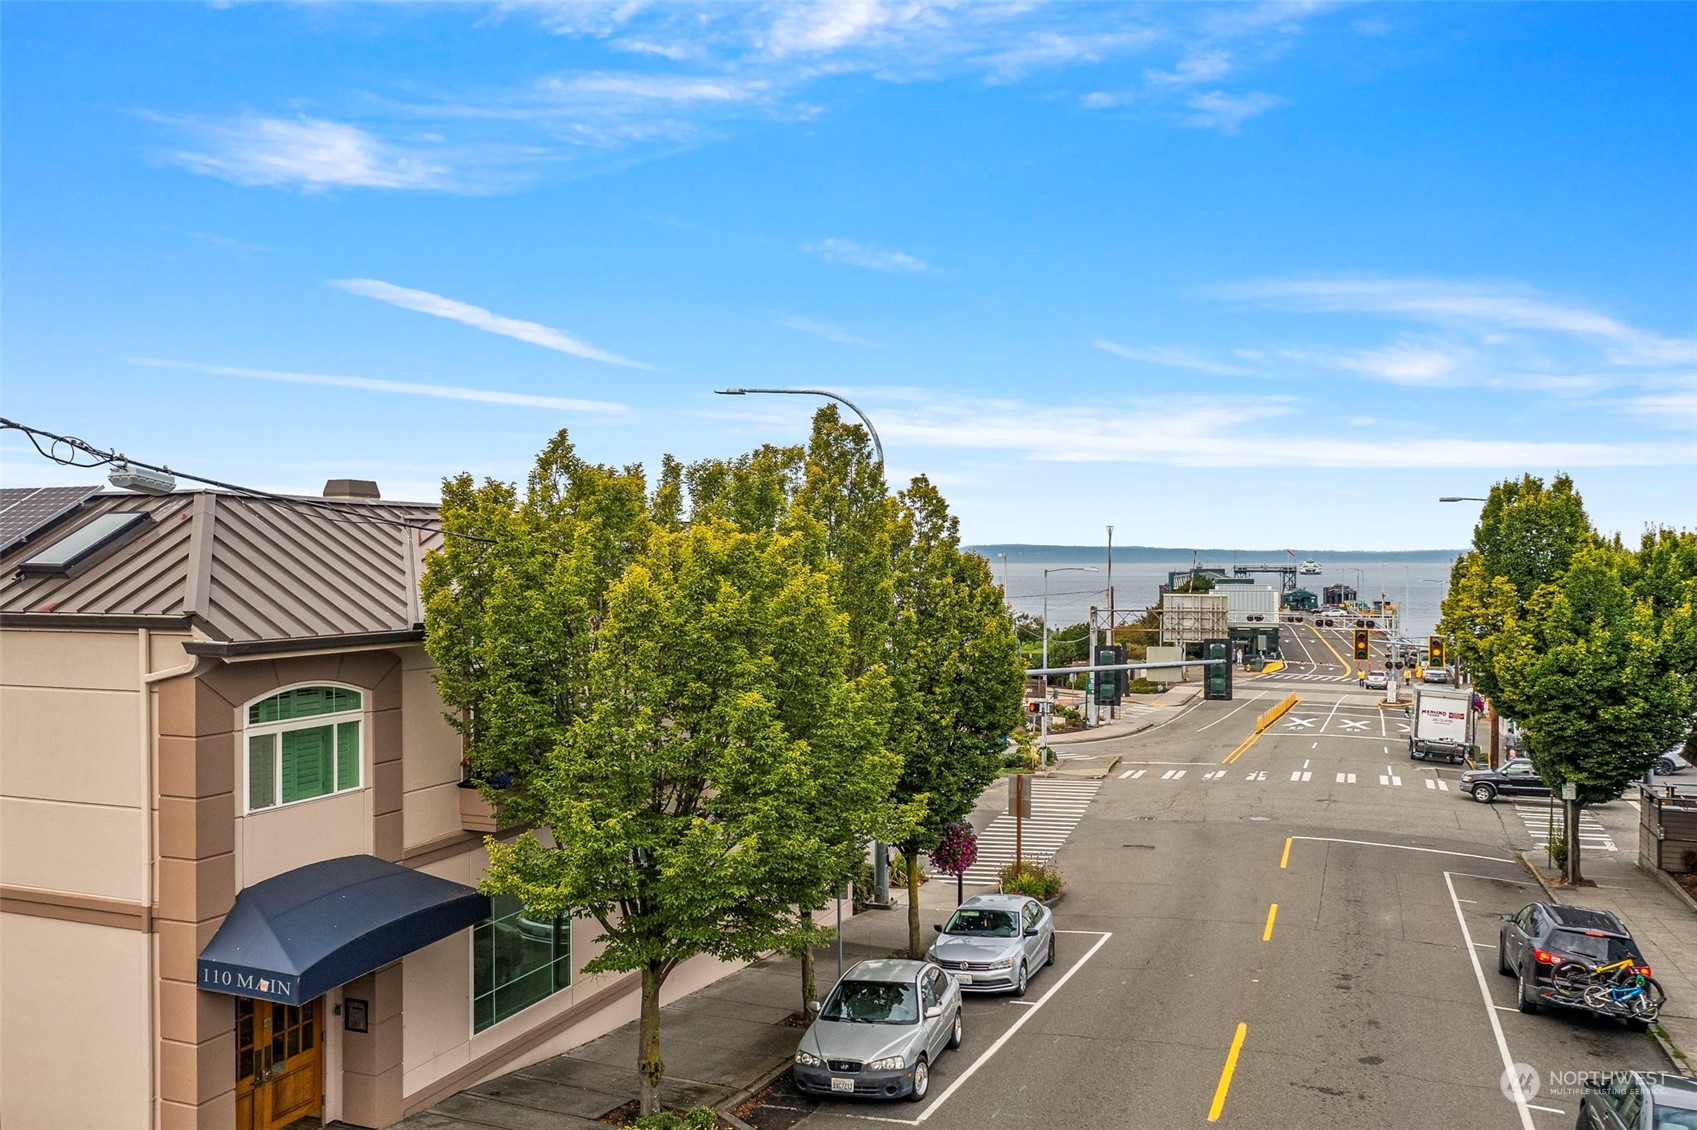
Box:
[1106,525,1114,722]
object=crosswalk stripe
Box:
[954,780,1102,882]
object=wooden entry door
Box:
[235,998,322,1130]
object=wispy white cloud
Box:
[329,278,652,369]
[544,72,767,103]
[805,238,928,273]
[186,231,272,254]
[1145,50,1233,87]
[1095,340,1256,376]
[1182,90,1283,133]
[165,115,456,192]
[126,358,629,414]
[778,315,879,348]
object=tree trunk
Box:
[638,962,666,1116]
[906,850,923,957]
[800,909,816,1017]
[1566,798,1583,885]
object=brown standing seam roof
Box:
[0,489,441,645]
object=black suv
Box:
[1576,1070,1697,1129]
[1497,902,1648,1018]
[1457,757,1550,803]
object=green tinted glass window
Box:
[248,734,276,810]
[280,726,335,804]
[248,687,362,725]
[471,894,571,1033]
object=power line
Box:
[1,415,489,543]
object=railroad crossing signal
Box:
[1353,629,1371,661]
[1427,636,1445,666]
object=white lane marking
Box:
[1290,770,1312,782]
[1303,759,1311,769]
[1528,1105,1567,1115]
[1245,770,1267,781]
[1119,768,1145,779]
[1339,719,1370,731]
[1194,692,1268,732]
[1445,871,1537,1130]
[1283,716,1316,729]
[1203,770,1227,780]
[1378,773,1403,787]
[1335,772,1356,784]
[1311,741,1319,750]
[909,931,1115,1124]
[1161,769,1185,780]
[1290,837,1513,863]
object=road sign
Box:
[1561,783,1578,801]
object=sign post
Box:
[1008,774,1032,879]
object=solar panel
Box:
[0,485,102,556]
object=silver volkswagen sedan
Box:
[792,959,963,1102]
[926,893,1055,996]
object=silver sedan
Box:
[926,893,1055,996]
[791,959,963,1102]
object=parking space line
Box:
[1280,838,1292,869]
[1262,903,1277,942]
[1444,871,1537,1130]
[909,931,1114,1124]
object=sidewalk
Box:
[1521,846,1697,1077]
[383,894,966,1130]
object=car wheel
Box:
[1658,757,1676,776]
[1472,783,1497,803]
[948,1010,963,1050]
[1045,935,1056,968]
[1497,934,1513,977]
[1517,963,1539,1014]
[908,1056,929,1102]
[1012,962,1029,998]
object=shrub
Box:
[1125,678,1161,695]
[628,1108,718,1130]
[998,860,1063,901]
[1548,837,1568,870]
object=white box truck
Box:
[1408,685,1473,764]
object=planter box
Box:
[459,785,498,833]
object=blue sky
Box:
[3,2,1693,550]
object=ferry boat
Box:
[1298,558,1322,575]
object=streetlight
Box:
[997,552,1009,596]
[1040,566,1098,764]
[716,385,894,908]
[715,388,883,464]
[1438,496,1488,503]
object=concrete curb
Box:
[713,1053,798,1129]
[1640,859,1697,915]
[1516,852,1694,1077]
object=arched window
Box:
[245,686,364,813]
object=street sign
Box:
[1008,773,1032,818]
[1561,783,1578,801]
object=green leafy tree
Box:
[1440,473,1593,700]
[423,433,906,1116]
[886,476,1025,955]
[1491,542,1696,882]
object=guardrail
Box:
[1255,694,1300,733]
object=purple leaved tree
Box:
[930,822,978,907]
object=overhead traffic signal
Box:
[1353,629,1371,661]
[1428,636,1445,666]
[1094,645,1125,706]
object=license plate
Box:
[955,973,972,984]
[831,1078,854,1093]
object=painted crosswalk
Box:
[1112,762,1454,791]
[1514,803,1618,853]
[955,780,1102,884]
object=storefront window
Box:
[245,686,363,813]
[472,894,572,1033]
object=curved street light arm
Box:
[716,388,884,466]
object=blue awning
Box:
[197,855,491,1005]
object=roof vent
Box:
[323,479,381,500]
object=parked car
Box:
[1362,670,1389,691]
[1458,757,1550,803]
[1656,746,1692,776]
[1497,902,1649,1019]
[792,959,962,1102]
[927,893,1055,996]
[1575,1069,1697,1129]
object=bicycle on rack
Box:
[1551,957,1666,1021]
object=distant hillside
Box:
[966,544,1462,563]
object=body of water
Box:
[967,546,1460,639]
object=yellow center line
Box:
[1207,1022,1249,1122]
[1262,903,1278,941]
[1280,837,1292,869]
[1222,728,1263,764]
[1308,623,1354,673]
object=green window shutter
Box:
[248,734,276,810]
[336,721,360,792]
[280,725,335,804]
[249,687,363,725]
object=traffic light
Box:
[1428,636,1445,666]
[1203,639,1233,701]
[1094,645,1125,706]
[1353,629,1371,661]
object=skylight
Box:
[18,512,153,575]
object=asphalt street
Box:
[757,620,1671,1129]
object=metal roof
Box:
[0,488,441,648]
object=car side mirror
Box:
[1024,926,1039,936]
[808,1000,822,1016]
[1500,914,1514,922]
[933,924,943,933]
[924,1005,944,1019]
